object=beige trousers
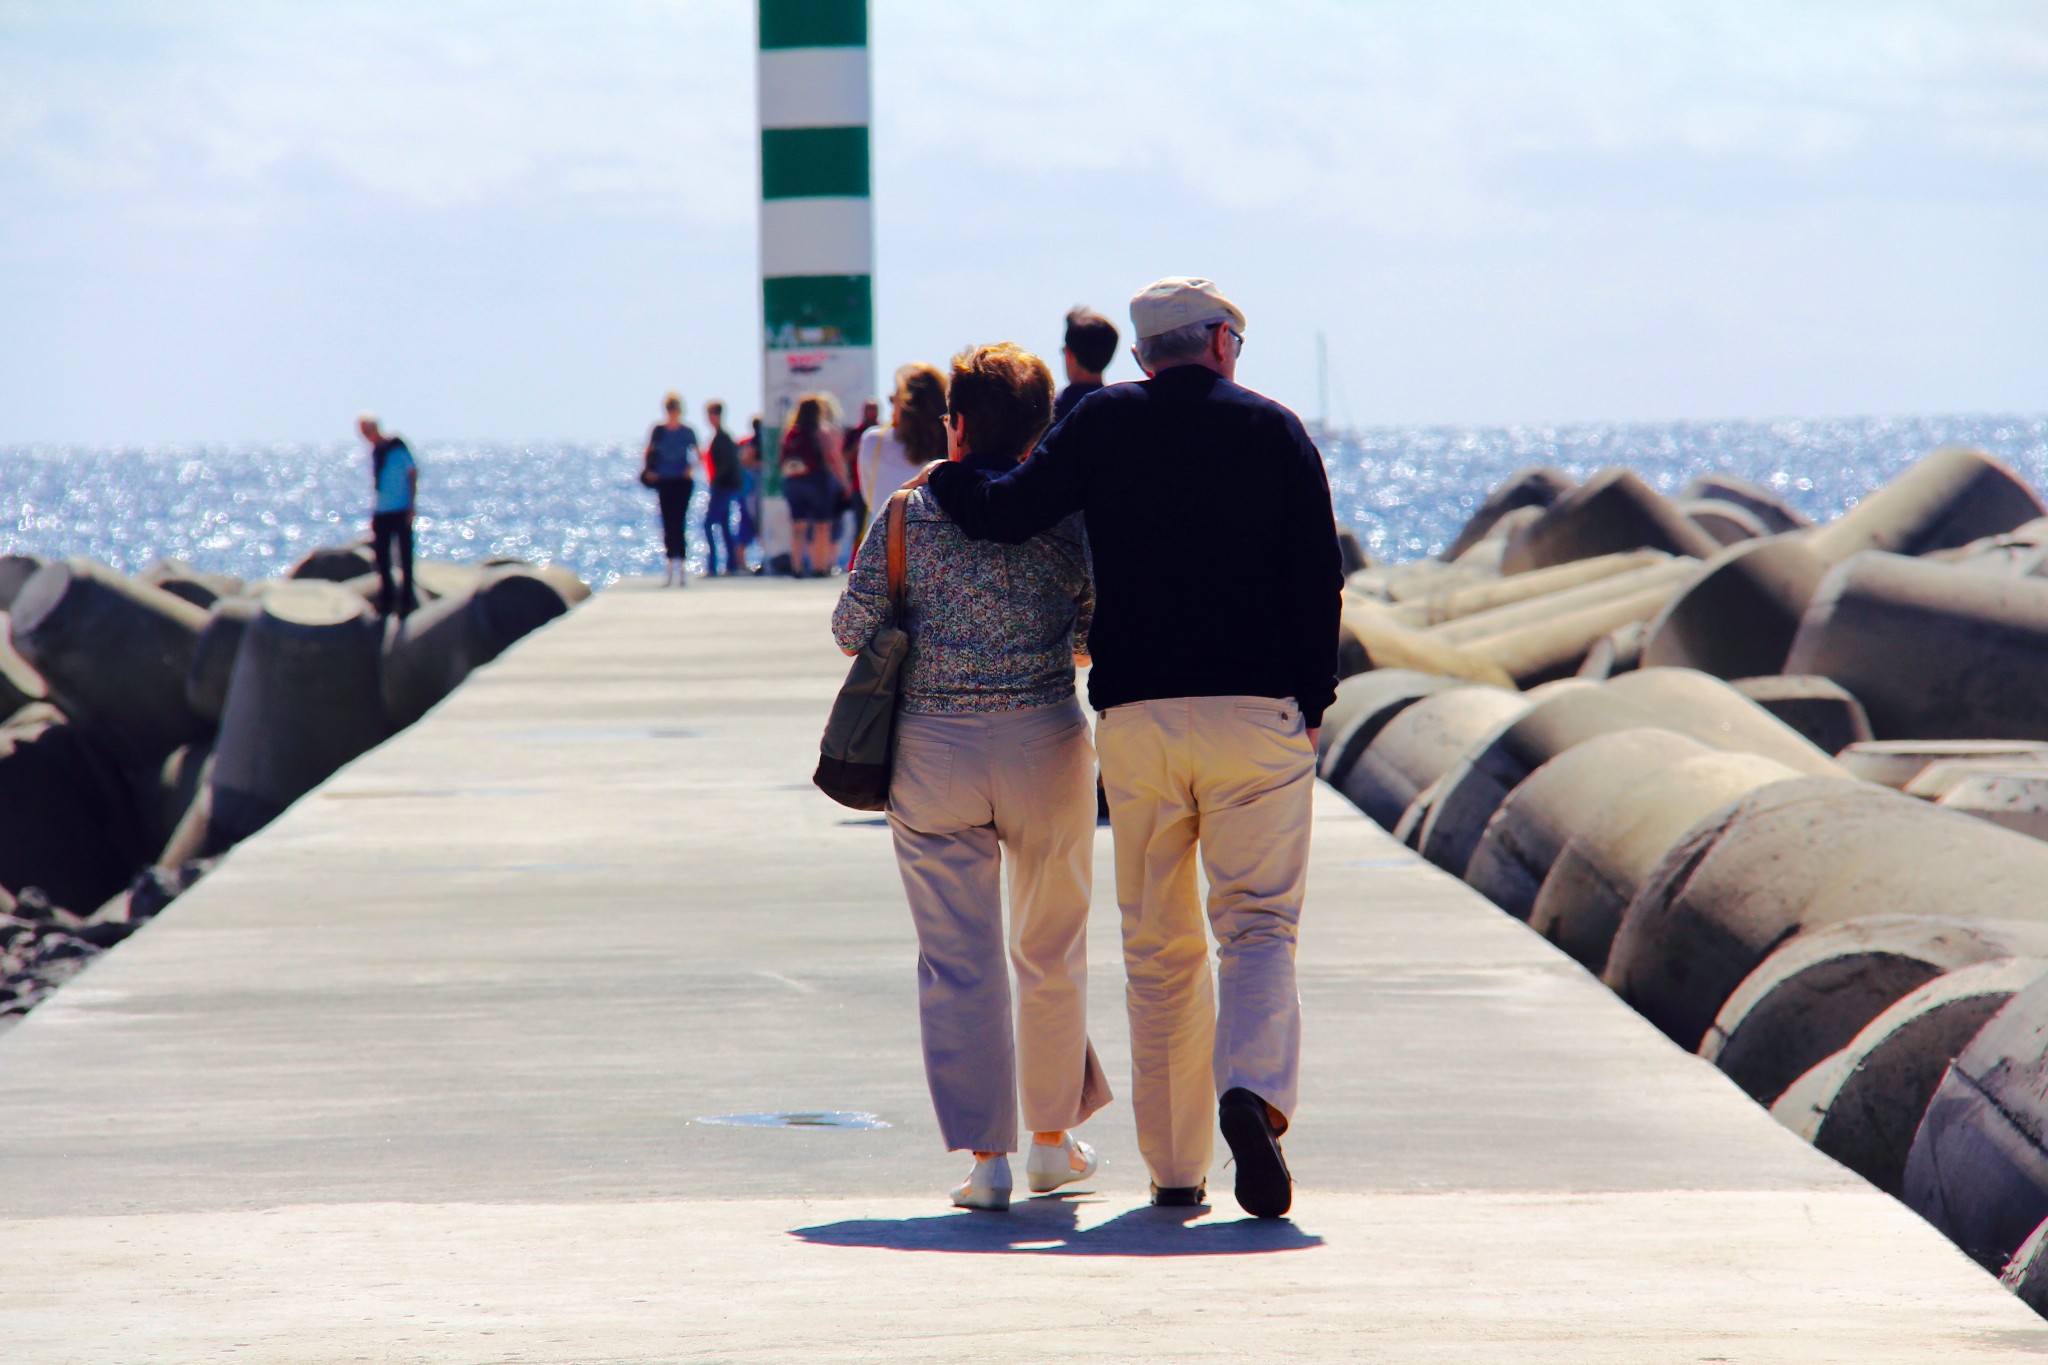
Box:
[1096,695,1313,1189]
[887,697,1113,1153]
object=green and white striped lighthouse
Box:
[756,0,875,563]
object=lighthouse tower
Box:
[756,0,876,567]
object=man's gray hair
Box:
[1134,319,1218,371]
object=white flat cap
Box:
[1128,277,1245,340]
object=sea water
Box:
[5,413,2045,586]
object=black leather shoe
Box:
[1150,1181,1207,1208]
[1219,1087,1293,1218]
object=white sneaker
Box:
[1026,1134,1099,1193]
[950,1154,1012,1211]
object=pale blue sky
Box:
[2,0,2044,443]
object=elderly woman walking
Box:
[832,343,1108,1211]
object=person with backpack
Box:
[702,400,745,575]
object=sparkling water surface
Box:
[5,415,2046,586]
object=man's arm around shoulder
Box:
[927,411,1092,545]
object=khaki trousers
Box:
[1097,695,1313,1189]
[887,697,1113,1153]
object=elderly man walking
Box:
[925,278,1343,1218]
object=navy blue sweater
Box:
[928,365,1344,726]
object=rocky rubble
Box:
[1323,448,2048,1316]
[0,543,587,1027]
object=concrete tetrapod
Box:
[0,713,148,911]
[1939,771,2048,840]
[2003,1219,2048,1317]
[1729,676,1871,756]
[0,625,49,718]
[1575,622,1645,680]
[1316,670,1461,786]
[1427,556,1694,646]
[1439,466,1576,562]
[1681,473,1811,535]
[1463,727,1711,922]
[1387,550,1669,628]
[1774,955,2048,1196]
[1338,597,1516,688]
[1682,499,1771,547]
[7,558,212,765]
[183,597,260,725]
[0,554,46,611]
[1907,758,2048,801]
[1904,972,2048,1270]
[288,543,378,583]
[382,572,572,731]
[1838,739,2048,792]
[1347,558,1496,604]
[1501,468,1722,575]
[1450,507,1541,571]
[1702,916,2048,1106]
[1418,668,1840,879]
[1932,518,2048,578]
[1604,777,2048,1051]
[1646,447,2046,679]
[1786,552,2048,740]
[140,559,244,610]
[1526,749,1801,974]
[1339,686,1532,831]
[1450,572,1700,687]
[207,582,390,843]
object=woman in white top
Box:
[858,363,949,504]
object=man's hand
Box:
[1307,726,1321,751]
[904,460,946,490]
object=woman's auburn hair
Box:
[947,343,1054,464]
[893,363,948,466]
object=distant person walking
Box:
[702,400,745,576]
[737,416,764,574]
[642,393,698,587]
[843,398,881,560]
[923,278,1343,1219]
[1053,307,1119,424]
[834,342,1108,1212]
[857,364,949,515]
[357,413,418,616]
[780,394,845,578]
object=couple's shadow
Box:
[792,1193,1324,1257]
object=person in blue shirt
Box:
[641,393,699,587]
[357,413,418,615]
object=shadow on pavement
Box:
[791,1195,1325,1256]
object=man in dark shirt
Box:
[702,401,745,575]
[1052,307,1118,424]
[926,278,1342,1219]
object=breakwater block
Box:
[1317,670,1459,786]
[1527,749,1799,973]
[1604,777,2048,1051]
[1390,550,1667,629]
[1938,770,2048,840]
[1730,676,1871,755]
[1575,622,1645,680]
[1787,551,2048,740]
[1339,597,1516,688]
[208,582,389,843]
[1440,466,1576,563]
[1682,498,1769,547]
[1903,972,2048,1270]
[1463,727,1709,922]
[184,597,260,725]
[1502,468,1721,575]
[1776,955,2047,1196]
[0,624,49,719]
[1703,916,2044,1106]
[1647,447,2044,679]
[1681,473,1810,535]
[288,543,378,583]
[0,711,148,912]
[1838,739,2048,792]
[0,555,46,611]
[8,558,212,765]
[1341,686,1530,831]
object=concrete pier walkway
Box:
[2,580,2043,1361]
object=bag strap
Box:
[885,488,912,617]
